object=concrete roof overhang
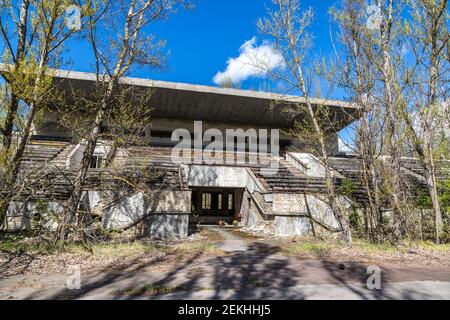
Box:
[1,65,361,131]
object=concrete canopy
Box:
[4,66,361,131]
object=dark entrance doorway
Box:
[191,188,241,225]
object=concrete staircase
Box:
[399,158,450,181]
[50,144,79,169]
[327,156,370,205]
[252,159,329,194]
[121,146,187,189]
[326,155,450,205]
[19,140,70,171]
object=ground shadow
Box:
[17,235,447,300]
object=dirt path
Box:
[1,229,450,300]
[212,227,248,252]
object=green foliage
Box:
[439,180,450,209]
[416,180,450,210]
[348,207,361,231]
[338,178,357,196]
[416,186,432,208]
[3,59,54,103]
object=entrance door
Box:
[191,188,240,224]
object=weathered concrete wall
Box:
[34,110,91,140]
[2,201,63,231]
[33,110,74,138]
[304,195,342,230]
[287,153,344,178]
[242,195,266,227]
[148,190,191,213]
[272,194,314,236]
[67,144,86,169]
[239,191,251,224]
[287,153,324,177]
[103,192,148,230]
[2,190,191,239]
[184,166,267,215]
[64,141,115,170]
[102,190,191,239]
[239,190,339,237]
[238,190,276,234]
[186,165,252,189]
[272,193,306,214]
[275,216,312,237]
[271,193,343,236]
[88,191,107,212]
[144,214,189,239]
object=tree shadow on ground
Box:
[18,238,444,300]
[115,241,301,300]
[318,259,386,299]
[210,242,298,299]
[0,250,37,281]
[22,248,200,300]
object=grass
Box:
[0,236,159,255]
[278,237,450,261]
[0,236,223,277]
[2,230,448,262]
[351,239,398,254]
[0,239,57,254]
[0,235,223,258]
[412,241,450,252]
[68,242,160,257]
[0,226,227,257]
[280,239,338,255]
[351,239,450,255]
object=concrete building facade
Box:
[4,69,368,238]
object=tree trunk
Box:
[2,0,30,150]
[299,71,353,245]
[425,143,444,243]
[0,5,54,227]
[59,82,115,241]
[59,1,137,241]
[378,0,404,224]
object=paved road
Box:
[149,281,450,300]
[1,228,449,300]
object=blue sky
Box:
[66,0,337,89]
[2,0,355,150]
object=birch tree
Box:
[329,0,387,241]
[58,0,189,241]
[0,0,96,228]
[258,0,353,245]
[401,0,449,243]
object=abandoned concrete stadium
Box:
[3,69,446,239]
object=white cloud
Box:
[339,137,354,154]
[213,37,285,86]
